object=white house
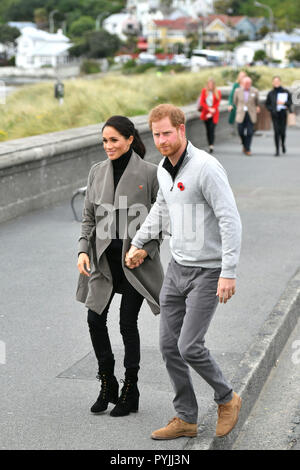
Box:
[262,31,300,63]
[16,27,72,69]
[234,40,264,66]
[171,0,213,17]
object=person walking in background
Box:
[266,76,293,156]
[228,70,247,133]
[126,104,242,441]
[198,78,221,154]
[234,76,260,156]
[76,115,164,418]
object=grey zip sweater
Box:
[131,141,242,278]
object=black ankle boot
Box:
[110,369,139,417]
[90,371,119,414]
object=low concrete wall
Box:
[1,91,294,224]
[0,64,81,80]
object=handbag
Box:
[287,112,296,126]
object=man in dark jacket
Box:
[266,76,293,156]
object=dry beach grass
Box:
[0,66,298,142]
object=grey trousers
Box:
[159,258,233,423]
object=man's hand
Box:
[125,246,148,269]
[77,253,91,277]
[228,105,233,112]
[216,277,236,304]
[256,106,261,114]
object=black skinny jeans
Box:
[272,110,287,151]
[204,117,216,146]
[87,241,144,373]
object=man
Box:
[126,104,242,440]
[234,76,260,156]
[266,76,293,156]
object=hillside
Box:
[215,0,300,29]
[0,0,126,28]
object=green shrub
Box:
[122,59,137,70]
[221,68,261,87]
[134,63,156,73]
[80,60,101,74]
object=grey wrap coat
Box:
[76,152,164,316]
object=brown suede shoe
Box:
[216,392,242,437]
[151,417,197,440]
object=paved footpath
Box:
[0,125,300,450]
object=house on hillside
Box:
[262,31,300,62]
[200,15,237,43]
[148,17,199,53]
[199,15,267,44]
[16,27,72,68]
[103,6,163,42]
[231,16,257,40]
[234,40,264,66]
[250,17,270,37]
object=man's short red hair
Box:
[148,104,186,130]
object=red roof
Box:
[154,16,199,30]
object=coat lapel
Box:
[114,152,148,209]
[91,152,148,208]
[91,159,114,206]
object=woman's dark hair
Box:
[102,115,146,159]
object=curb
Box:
[185,267,300,450]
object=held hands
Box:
[216,277,236,304]
[77,253,91,277]
[125,246,148,269]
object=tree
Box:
[0,25,20,58]
[69,29,121,59]
[34,8,48,30]
[214,0,241,15]
[69,16,95,38]
[253,49,267,61]
[86,30,121,58]
[287,46,300,62]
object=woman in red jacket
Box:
[198,78,222,153]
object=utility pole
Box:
[49,10,59,34]
[254,1,274,60]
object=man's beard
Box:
[158,137,182,157]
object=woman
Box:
[266,75,293,156]
[76,115,164,417]
[228,70,247,129]
[198,78,221,153]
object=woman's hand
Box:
[125,246,147,269]
[77,253,91,277]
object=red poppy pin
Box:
[139,185,143,189]
[177,182,185,191]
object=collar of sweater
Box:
[111,148,133,171]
